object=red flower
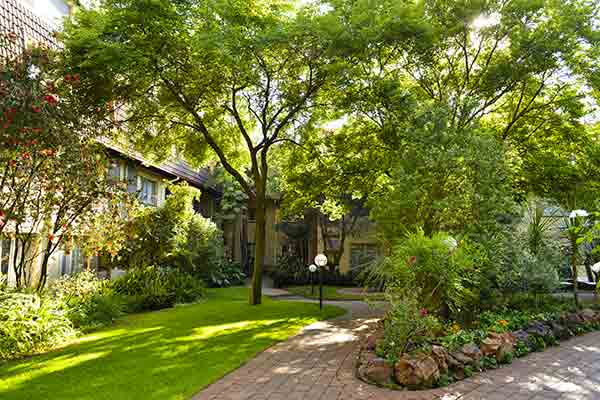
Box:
[21,151,30,159]
[31,127,42,133]
[419,308,428,317]
[43,94,57,105]
[64,74,71,82]
[47,234,55,242]
[407,255,417,267]
[72,74,80,82]
[32,106,42,113]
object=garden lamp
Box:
[314,254,328,310]
[308,264,317,295]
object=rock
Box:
[526,321,553,339]
[548,321,572,340]
[513,330,532,350]
[480,335,501,357]
[395,354,440,389]
[449,342,482,367]
[460,342,483,363]
[358,351,393,385]
[562,312,584,329]
[480,332,516,362]
[579,309,600,323]
[363,332,384,351]
[430,345,450,374]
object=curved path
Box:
[193,299,600,400]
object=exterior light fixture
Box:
[314,254,328,310]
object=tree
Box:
[279,127,379,268]
[0,41,121,289]
[327,0,600,204]
[59,0,358,304]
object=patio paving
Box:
[192,302,600,400]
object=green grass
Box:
[0,287,344,400]
[286,285,386,301]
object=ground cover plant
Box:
[0,287,344,400]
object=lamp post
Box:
[308,264,317,295]
[314,253,328,310]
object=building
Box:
[0,0,222,285]
[0,0,380,287]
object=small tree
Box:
[0,40,119,289]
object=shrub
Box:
[50,271,123,330]
[0,291,75,360]
[367,229,479,316]
[377,287,441,362]
[113,266,204,311]
[268,254,363,288]
[112,184,225,276]
[206,261,246,288]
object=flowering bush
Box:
[0,39,124,289]
[377,287,442,362]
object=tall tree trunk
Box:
[571,235,579,309]
[250,194,266,305]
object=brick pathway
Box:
[192,301,600,400]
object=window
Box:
[140,177,159,206]
[350,243,378,270]
[0,239,11,275]
[247,207,256,222]
[59,246,83,276]
[107,160,121,182]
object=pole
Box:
[319,266,323,310]
[311,272,314,295]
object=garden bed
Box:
[356,308,600,390]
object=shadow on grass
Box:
[0,289,343,400]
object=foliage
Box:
[478,221,562,305]
[205,261,246,288]
[112,266,205,312]
[59,0,366,305]
[268,254,362,288]
[113,184,225,280]
[368,229,478,316]
[0,287,345,400]
[0,40,121,289]
[377,288,442,362]
[50,271,123,330]
[369,116,515,240]
[0,291,75,360]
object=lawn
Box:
[0,287,344,400]
[286,285,386,301]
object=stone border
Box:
[356,308,600,391]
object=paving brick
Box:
[192,301,600,400]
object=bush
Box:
[268,255,363,288]
[51,271,123,330]
[112,184,225,277]
[377,287,442,363]
[367,229,479,316]
[205,261,246,288]
[112,266,204,311]
[0,291,75,360]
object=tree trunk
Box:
[571,235,579,309]
[249,195,266,305]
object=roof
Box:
[0,0,60,59]
[101,138,217,192]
